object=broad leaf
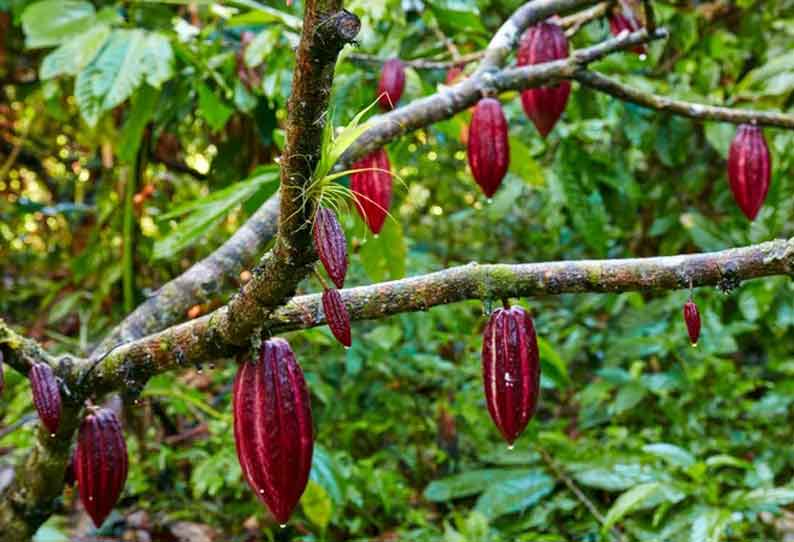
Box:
[690,508,732,542]
[474,471,554,519]
[424,469,536,502]
[39,24,111,79]
[22,0,96,48]
[643,443,696,469]
[603,482,663,530]
[359,218,406,282]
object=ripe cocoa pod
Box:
[30,363,61,435]
[322,288,352,347]
[728,124,771,221]
[313,207,348,289]
[517,22,571,138]
[378,58,405,111]
[608,12,646,55]
[683,299,701,347]
[445,65,464,85]
[467,98,510,198]
[233,338,313,524]
[351,148,392,235]
[482,303,540,445]
[75,407,129,527]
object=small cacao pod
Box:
[30,363,61,435]
[482,303,540,445]
[378,58,406,111]
[313,207,348,289]
[728,124,771,221]
[445,65,464,85]
[467,98,510,198]
[517,22,571,138]
[322,288,352,347]
[75,407,129,527]
[351,148,392,235]
[233,338,313,524]
[683,299,701,347]
[608,11,646,55]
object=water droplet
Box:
[197,369,203,374]
[88,496,94,501]
[691,342,698,348]
[343,346,350,351]
[279,524,287,529]
[50,433,56,438]
[486,198,493,205]
[507,444,514,451]
[639,53,647,61]
[373,234,380,240]
[259,489,265,493]
[133,399,140,405]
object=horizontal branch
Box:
[346,51,484,71]
[575,70,794,128]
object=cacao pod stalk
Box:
[378,58,406,111]
[233,338,313,525]
[322,288,352,347]
[30,362,62,435]
[313,207,348,289]
[482,303,540,445]
[351,148,393,235]
[517,22,571,138]
[683,299,701,347]
[728,124,771,221]
[75,407,129,527]
[467,98,510,198]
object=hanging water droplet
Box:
[507,444,514,451]
[639,53,647,61]
[373,234,380,240]
[343,346,350,351]
[259,489,265,494]
[88,496,94,501]
[50,433,56,438]
[279,524,287,529]
[486,198,493,205]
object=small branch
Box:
[575,70,794,129]
[560,2,610,37]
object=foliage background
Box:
[3,0,794,540]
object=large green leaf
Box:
[39,24,111,79]
[424,469,535,502]
[22,0,96,48]
[643,443,696,469]
[118,84,160,165]
[359,218,406,282]
[473,471,554,519]
[603,482,664,530]
[690,508,732,542]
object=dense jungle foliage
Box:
[3,0,794,541]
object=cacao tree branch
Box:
[574,69,794,128]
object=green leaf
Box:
[739,487,794,508]
[244,27,281,68]
[603,482,663,530]
[574,463,661,491]
[424,469,536,502]
[39,24,111,79]
[508,136,545,186]
[643,443,696,469]
[22,0,96,48]
[314,103,378,184]
[538,336,570,388]
[197,83,234,132]
[310,446,345,506]
[557,167,608,255]
[690,508,732,542]
[473,471,555,519]
[359,219,406,282]
[301,480,333,529]
[427,0,486,35]
[118,84,159,165]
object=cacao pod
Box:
[683,299,701,347]
[467,98,510,198]
[517,22,571,138]
[351,148,392,235]
[233,338,313,524]
[322,288,352,347]
[445,65,464,85]
[482,304,540,445]
[728,124,771,221]
[608,11,646,55]
[313,207,348,289]
[30,363,62,435]
[75,407,129,527]
[378,58,406,111]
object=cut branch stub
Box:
[313,206,348,289]
[468,97,510,198]
[29,363,62,435]
[482,304,540,445]
[75,407,129,527]
[351,148,393,235]
[517,21,571,138]
[233,338,313,525]
[728,124,771,221]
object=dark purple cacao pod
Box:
[728,124,771,221]
[322,288,352,347]
[75,407,129,527]
[482,304,540,445]
[378,58,406,111]
[30,363,61,435]
[467,98,510,198]
[608,12,646,54]
[313,207,348,289]
[233,338,313,525]
[683,299,701,346]
[351,148,392,235]
[517,22,571,138]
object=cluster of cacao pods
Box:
[728,124,771,221]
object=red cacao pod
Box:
[482,304,540,445]
[608,12,646,55]
[446,65,464,85]
[322,288,352,347]
[64,451,76,487]
[313,207,348,289]
[75,407,129,527]
[378,58,406,111]
[683,299,701,347]
[467,98,510,198]
[233,338,313,524]
[728,124,771,221]
[351,148,392,235]
[30,363,61,435]
[517,22,571,138]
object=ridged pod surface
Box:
[482,305,540,445]
[233,338,314,524]
[609,11,646,54]
[30,363,61,435]
[517,22,571,138]
[683,299,701,346]
[313,207,348,289]
[378,58,406,111]
[467,98,510,198]
[728,124,771,221]
[322,288,352,347]
[75,408,129,527]
[351,148,392,234]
